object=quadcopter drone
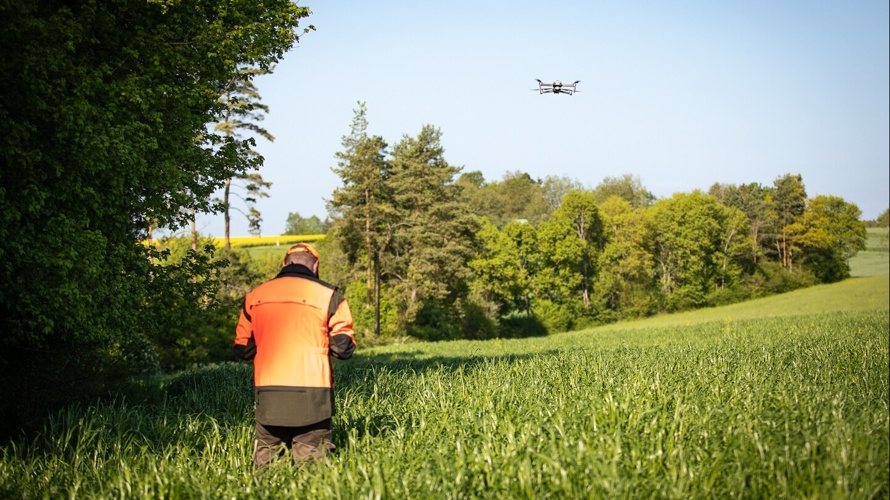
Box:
[535,79,580,95]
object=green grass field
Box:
[2,239,887,498]
[850,228,889,277]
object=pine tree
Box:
[216,66,274,247]
[765,174,807,271]
[329,103,392,336]
[387,125,479,338]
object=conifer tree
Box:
[329,102,392,336]
[765,174,808,271]
[387,125,479,339]
[216,66,274,247]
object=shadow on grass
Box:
[3,344,567,462]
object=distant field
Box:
[215,234,324,248]
[850,227,889,277]
[586,273,889,334]
[1,271,886,498]
[243,244,294,263]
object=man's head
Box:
[283,243,320,275]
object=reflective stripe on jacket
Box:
[234,264,355,426]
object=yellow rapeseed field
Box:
[214,234,324,248]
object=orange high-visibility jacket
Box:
[234,264,356,426]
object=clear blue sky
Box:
[201,0,890,237]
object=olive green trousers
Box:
[253,418,334,468]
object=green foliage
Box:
[381,125,479,332]
[648,191,752,311]
[283,212,325,235]
[530,298,577,333]
[407,298,464,342]
[145,239,282,371]
[591,173,655,208]
[873,208,889,228]
[788,195,867,282]
[455,297,499,340]
[762,173,808,267]
[458,171,587,227]
[744,261,819,297]
[468,219,531,315]
[496,309,548,338]
[595,196,656,318]
[536,190,605,318]
[0,0,311,436]
[343,279,399,341]
[336,159,872,346]
[466,171,552,227]
[541,174,585,212]
[709,181,770,263]
[139,241,226,370]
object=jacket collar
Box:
[275,264,317,280]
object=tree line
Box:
[327,103,869,341]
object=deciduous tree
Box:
[787,195,866,282]
[709,182,770,263]
[457,171,550,227]
[595,196,655,318]
[591,174,655,208]
[541,175,585,212]
[536,190,604,322]
[648,191,751,311]
[468,220,531,316]
[764,174,807,271]
[283,212,325,235]
[0,0,311,436]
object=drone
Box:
[535,79,580,95]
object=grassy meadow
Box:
[850,228,890,277]
[2,262,887,497]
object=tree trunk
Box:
[147,219,155,264]
[190,207,197,251]
[374,252,381,337]
[751,221,759,264]
[365,193,372,308]
[224,177,232,250]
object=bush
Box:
[457,298,498,340]
[497,310,548,338]
[343,280,400,341]
[408,299,463,342]
[707,284,754,307]
[746,261,819,296]
[531,299,574,334]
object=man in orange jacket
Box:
[234,242,356,467]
